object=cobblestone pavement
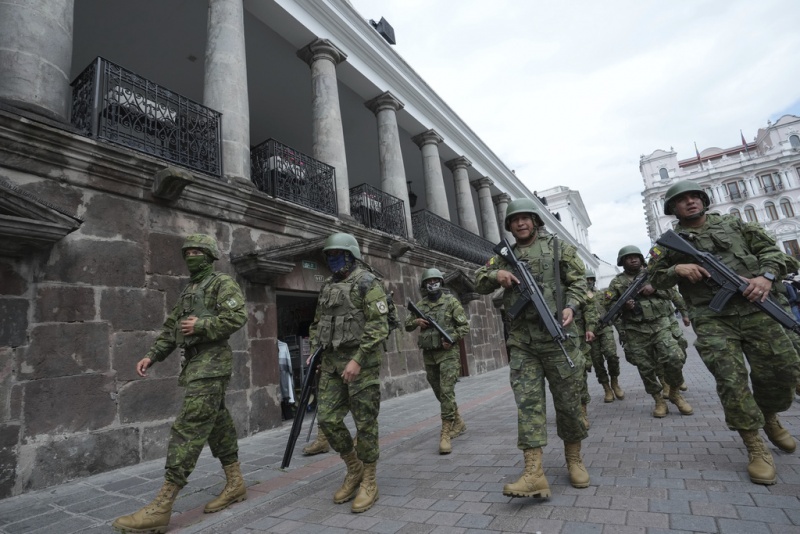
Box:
[2,328,799,533]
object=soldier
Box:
[113,234,248,533]
[475,198,590,498]
[649,180,799,485]
[607,245,693,418]
[586,271,625,403]
[659,293,692,398]
[571,274,599,428]
[309,232,389,513]
[405,268,471,454]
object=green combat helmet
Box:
[616,245,644,267]
[420,267,444,288]
[663,180,710,215]
[585,268,596,279]
[182,234,220,260]
[504,198,544,230]
[322,232,362,260]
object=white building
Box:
[640,115,800,259]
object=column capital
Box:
[365,91,404,115]
[297,38,348,67]
[472,177,493,191]
[411,129,443,148]
[493,192,512,205]
[445,156,472,172]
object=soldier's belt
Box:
[183,340,229,359]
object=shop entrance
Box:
[276,290,318,420]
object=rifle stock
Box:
[281,346,324,469]
[656,229,800,335]
[493,238,575,368]
[406,300,455,346]
[599,270,648,327]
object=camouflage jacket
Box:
[648,213,790,318]
[404,291,470,351]
[605,268,681,333]
[309,265,389,369]
[584,289,610,335]
[146,270,247,382]
[474,233,587,348]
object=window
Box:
[659,168,669,180]
[726,181,747,200]
[781,198,795,218]
[760,172,782,193]
[744,205,757,222]
[704,187,716,203]
[790,134,800,149]
[785,240,800,259]
[730,208,742,220]
[765,201,779,221]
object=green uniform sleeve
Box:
[584,293,600,332]
[448,297,470,342]
[352,280,389,367]
[561,244,587,309]
[670,288,689,317]
[474,256,502,294]
[404,299,422,332]
[743,221,789,278]
[193,275,247,341]
[145,301,182,362]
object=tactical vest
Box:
[502,235,558,321]
[618,270,673,323]
[417,294,453,350]
[316,268,372,349]
[174,272,220,348]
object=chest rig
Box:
[174,272,220,347]
[316,268,372,349]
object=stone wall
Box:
[0,108,507,498]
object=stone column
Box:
[445,157,480,235]
[204,0,250,184]
[473,178,500,243]
[365,91,413,238]
[297,39,350,216]
[0,0,74,121]
[411,129,450,221]
[494,193,512,241]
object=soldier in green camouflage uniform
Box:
[586,272,624,403]
[113,234,248,533]
[309,232,389,513]
[606,245,693,419]
[649,181,798,485]
[659,293,692,398]
[405,268,471,454]
[475,198,589,498]
[572,273,599,428]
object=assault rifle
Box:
[493,238,575,368]
[656,229,800,335]
[281,346,323,469]
[406,300,455,346]
[599,270,648,327]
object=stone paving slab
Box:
[1,328,799,533]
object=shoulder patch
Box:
[603,289,615,301]
[225,298,239,308]
[375,300,388,314]
[649,245,663,261]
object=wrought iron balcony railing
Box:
[763,183,784,194]
[412,209,495,265]
[349,183,407,238]
[250,138,337,216]
[70,57,222,177]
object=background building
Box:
[640,114,800,260]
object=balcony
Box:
[763,183,784,194]
[728,189,748,201]
[70,57,222,177]
[349,184,406,238]
[411,209,495,265]
[251,138,337,216]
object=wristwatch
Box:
[760,272,777,282]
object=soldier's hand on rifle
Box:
[180,315,198,336]
[640,283,656,296]
[342,359,361,383]
[624,299,636,310]
[675,263,710,283]
[743,276,772,303]
[414,318,430,329]
[136,357,152,378]
[585,331,595,342]
[562,307,574,327]
[496,269,520,289]
[682,316,691,327]
[442,341,453,349]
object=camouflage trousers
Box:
[623,319,686,395]
[589,330,620,384]
[165,377,238,488]
[508,340,587,449]
[318,363,381,463]
[693,313,800,430]
[579,349,591,406]
[423,349,461,421]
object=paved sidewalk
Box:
[1,335,799,533]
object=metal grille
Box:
[251,138,338,216]
[70,57,222,178]
[349,183,406,238]
[411,209,495,264]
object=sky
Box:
[349,0,800,264]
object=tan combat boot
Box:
[333,450,364,504]
[204,461,247,513]
[764,413,797,453]
[679,382,688,391]
[652,393,669,418]
[738,429,777,485]
[503,447,551,498]
[303,431,330,455]
[351,462,378,513]
[611,377,625,400]
[440,419,453,454]
[449,410,467,438]
[581,404,591,430]
[564,442,590,488]
[112,480,180,533]
[602,382,614,403]
[668,389,693,415]
[661,383,671,399]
